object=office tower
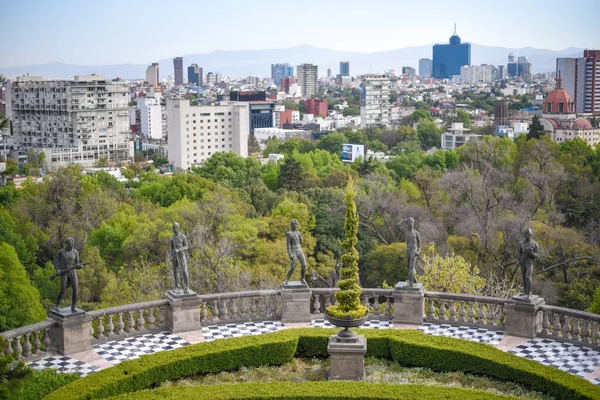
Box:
[327,66,333,78]
[340,61,350,77]
[5,75,131,166]
[360,74,390,129]
[166,99,249,169]
[305,98,328,117]
[146,63,160,86]
[205,72,217,87]
[432,24,471,79]
[402,66,416,76]
[419,58,432,78]
[271,63,293,86]
[517,56,532,77]
[460,65,494,83]
[557,50,600,115]
[297,64,318,98]
[497,65,507,80]
[173,57,184,86]
[187,64,203,87]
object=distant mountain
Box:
[0,44,585,80]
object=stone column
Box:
[48,308,92,355]
[393,282,425,325]
[328,333,367,380]
[166,290,201,333]
[281,282,311,324]
[504,295,545,338]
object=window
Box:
[558,102,564,113]
[547,102,552,113]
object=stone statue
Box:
[284,219,307,285]
[398,217,421,285]
[517,227,539,296]
[52,237,83,311]
[171,222,190,294]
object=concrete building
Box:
[497,65,507,80]
[5,75,132,167]
[557,50,600,115]
[166,99,249,169]
[187,64,203,87]
[305,98,328,117]
[247,101,275,134]
[441,122,480,150]
[402,66,416,77]
[340,61,350,77]
[273,107,300,128]
[360,74,390,129]
[494,100,509,128]
[327,66,333,78]
[173,57,184,86]
[139,95,163,140]
[280,76,295,93]
[432,25,471,79]
[271,63,293,86]
[419,58,432,78]
[460,65,494,83]
[205,72,217,87]
[146,63,160,86]
[297,64,318,98]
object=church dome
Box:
[543,74,575,114]
[572,118,593,129]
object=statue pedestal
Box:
[505,295,545,338]
[48,308,92,355]
[328,333,367,380]
[166,290,201,333]
[281,281,311,323]
[393,282,425,325]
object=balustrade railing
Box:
[88,299,169,344]
[424,292,507,330]
[537,305,600,349]
[1,320,56,361]
[199,290,281,325]
[310,288,394,321]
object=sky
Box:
[1,0,599,68]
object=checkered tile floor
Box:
[509,338,600,377]
[310,319,391,329]
[591,377,600,386]
[417,323,504,346]
[202,321,284,342]
[28,355,100,377]
[94,331,190,365]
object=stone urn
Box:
[325,312,369,340]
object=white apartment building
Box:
[297,64,318,98]
[460,65,495,84]
[146,63,160,86]
[6,75,132,167]
[167,99,249,169]
[139,95,163,140]
[360,74,390,129]
[441,122,481,150]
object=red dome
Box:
[572,118,593,129]
[543,89,575,113]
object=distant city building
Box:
[271,63,293,86]
[441,122,480,150]
[297,64,318,98]
[173,57,184,86]
[273,108,300,128]
[360,74,390,129]
[146,63,160,86]
[460,65,494,83]
[327,66,333,78]
[205,72,217,87]
[507,54,532,79]
[419,58,432,78]
[340,61,350,77]
[5,75,132,167]
[139,95,163,140]
[432,25,471,79]
[247,101,275,134]
[557,50,600,115]
[494,100,510,128]
[280,76,295,94]
[187,64,203,87]
[166,99,249,169]
[230,91,266,101]
[305,98,328,117]
[496,65,507,80]
[402,66,416,77]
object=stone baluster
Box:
[158,307,167,327]
[541,311,550,334]
[96,316,104,338]
[439,300,447,321]
[200,303,208,321]
[239,298,249,319]
[467,302,475,323]
[5,337,13,357]
[477,303,485,325]
[14,336,22,359]
[115,313,124,334]
[384,297,392,317]
[313,294,321,314]
[212,300,220,322]
[126,311,135,332]
[449,300,456,322]
[458,301,466,323]
[592,322,599,346]
[486,304,495,326]
[581,319,591,344]
[373,297,380,317]
[231,298,239,320]
[105,314,115,336]
[250,298,258,318]
[220,299,230,320]
[427,298,436,321]
[32,331,41,354]
[22,334,31,358]
[552,313,562,337]
[43,328,51,351]
[259,296,267,317]
[324,295,332,309]
[571,318,581,341]
[562,315,571,339]
[136,309,146,330]
[147,308,156,328]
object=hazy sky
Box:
[2,0,599,67]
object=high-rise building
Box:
[496,65,507,81]
[5,75,132,167]
[305,98,328,117]
[146,63,159,86]
[166,99,249,169]
[340,61,350,77]
[280,76,295,93]
[205,72,217,87]
[173,57,184,86]
[139,95,163,140]
[557,50,600,115]
[187,64,203,87]
[432,25,471,79]
[494,100,509,128]
[297,64,318,98]
[360,74,390,129]
[460,65,494,83]
[517,57,532,77]
[419,58,432,78]
[271,63,293,86]
[402,66,416,77]
[327,66,333,78]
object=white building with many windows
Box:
[166,99,249,169]
[139,95,163,140]
[360,74,390,129]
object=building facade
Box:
[305,98,328,117]
[248,102,275,134]
[460,65,495,83]
[419,58,432,78]
[173,57,184,86]
[441,122,480,150]
[432,26,471,79]
[5,75,132,167]
[360,74,390,129]
[297,64,318,98]
[139,95,163,140]
[146,63,160,86]
[187,64,203,87]
[166,99,249,169]
[271,63,294,86]
[557,50,600,115]
[340,61,350,77]
[280,76,295,93]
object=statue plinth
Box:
[280,281,309,291]
[395,281,424,292]
[48,308,92,355]
[505,295,545,338]
[49,307,86,319]
[167,289,197,299]
[328,334,367,380]
[165,290,200,333]
[393,282,425,325]
[512,293,541,304]
[280,281,311,323]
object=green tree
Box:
[342,107,360,116]
[414,101,430,110]
[361,242,407,287]
[412,109,433,122]
[278,156,307,191]
[528,115,545,140]
[589,285,600,313]
[0,243,46,331]
[0,336,32,398]
[417,121,441,150]
[316,132,347,156]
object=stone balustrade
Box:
[198,290,281,324]
[424,292,507,330]
[1,320,56,361]
[537,305,600,347]
[310,288,394,321]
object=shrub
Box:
[12,368,79,399]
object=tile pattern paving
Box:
[202,321,284,342]
[417,323,504,346]
[94,331,190,365]
[28,356,101,377]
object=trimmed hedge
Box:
[46,328,600,400]
[108,382,521,400]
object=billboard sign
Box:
[342,144,365,163]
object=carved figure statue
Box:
[171,222,190,293]
[52,237,83,311]
[397,217,421,285]
[284,219,307,285]
[517,228,539,296]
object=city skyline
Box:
[1,0,599,68]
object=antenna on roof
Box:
[454,23,457,35]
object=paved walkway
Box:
[27,320,600,386]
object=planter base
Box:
[328,333,367,380]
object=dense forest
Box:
[2,128,600,331]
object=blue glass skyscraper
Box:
[432,25,471,79]
[271,63,293,86]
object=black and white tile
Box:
[310,319,391,329]
[28,356,101,377]
[417,323,504,345]
[509,338,600,377]
[202,321,284,342]
[591,377,600,386]
[94,331,190,365]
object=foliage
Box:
[528,116,545,140]
[12,368,79,400]
[0,337,33,398]
[589,285,600,313]
[360,242,407,287]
